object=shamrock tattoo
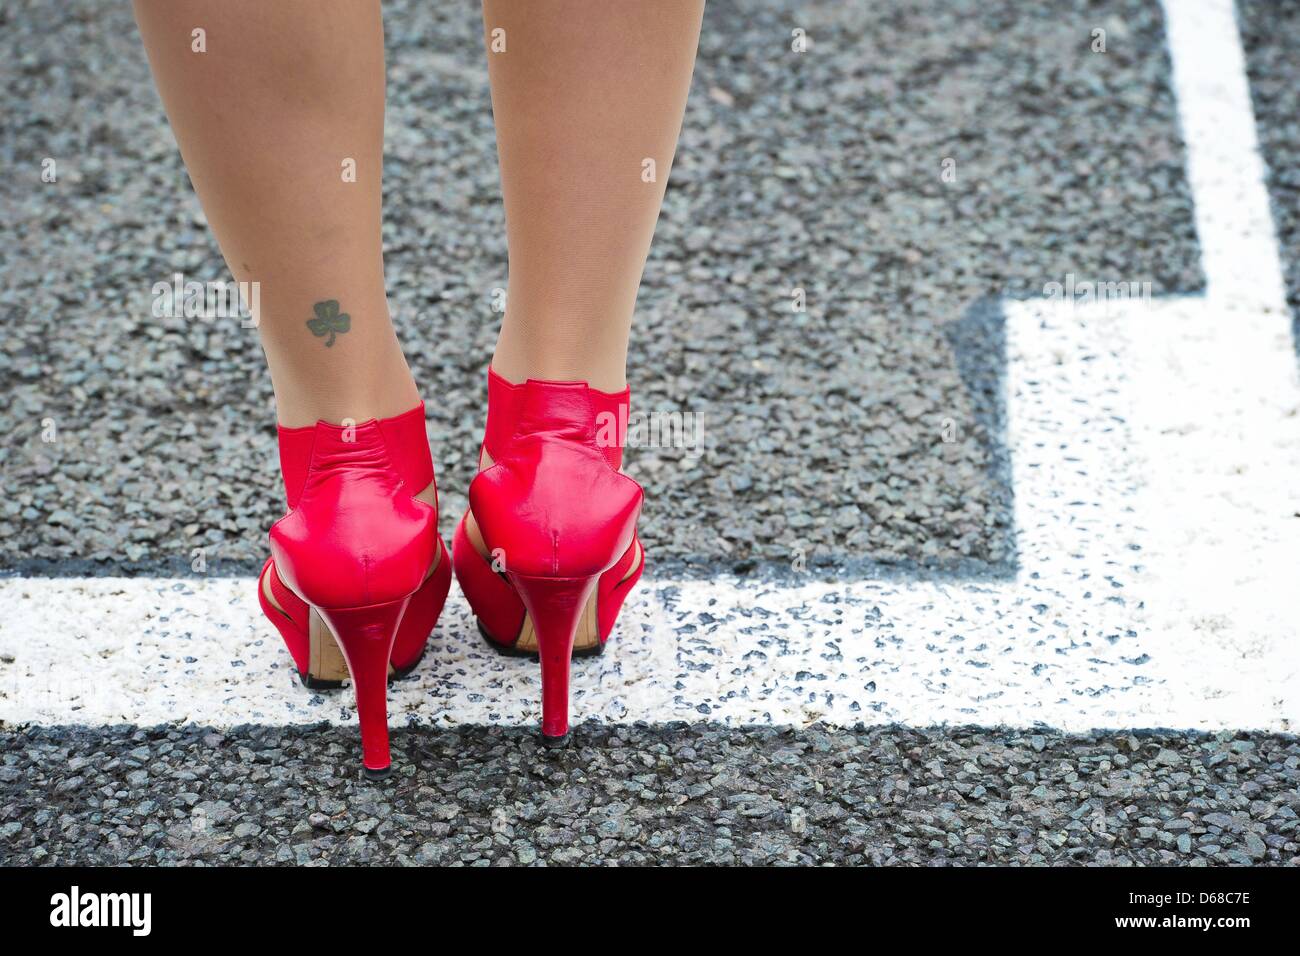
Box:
[307,299,351,347]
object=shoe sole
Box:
[297,643,427,690]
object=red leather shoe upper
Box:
[470,375,642,580]
[484,366,630,471]
[270,405,437,610]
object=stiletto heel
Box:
[261,403,445,776]
[317,598,410,778]
[457,371,644,742]
[509,574,601,744]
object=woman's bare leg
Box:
[133,0,418,427]
[482,0,705,392]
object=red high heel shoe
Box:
[260,403,449,778]
[453,369,645,745]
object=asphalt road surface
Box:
[1,0,1297,866]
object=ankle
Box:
[490,332,628,393]
[271,365,421,428]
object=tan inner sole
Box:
[264,480,441,683]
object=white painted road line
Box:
[1,0,1296,733]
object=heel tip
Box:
[541,732,569,749]
[363,764,392,781]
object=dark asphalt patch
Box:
[2,723,1295,866]
[0,0,1201,578]
[942,297,1016,576]
[1237,0,1300,355]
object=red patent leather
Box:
[451,517,526,645]
[484,366,630,472]
[263,403,447,777]
[459,370,644,742]
[270,412,436,608]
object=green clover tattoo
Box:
[306,299,351,347]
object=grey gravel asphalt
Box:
[3,0,1299,869]
[0,0,1201,579]
[2,725,1297,866]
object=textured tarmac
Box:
[0,0,1201,578]
[2,724,1297,866]
[2,0,1298,868]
